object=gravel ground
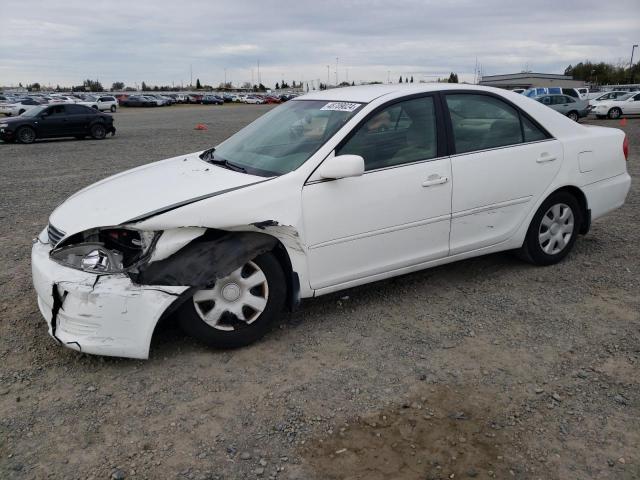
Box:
[0,105,638,480]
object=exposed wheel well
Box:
[550,186,590,234]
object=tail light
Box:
[623,135,629,161]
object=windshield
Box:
[21,106,47,117]
[211,99,363,175]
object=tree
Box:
[410,76,414,83]
[27,82,41,91]
[258,83,266,91]
[241,81,252,89]
[111,81,125,91]
[399,76,403,83]
[275,82,280,90]
[351,81,355,86]
[82,79,103,92]
[141,81,149,91]
[448,72,459,83]
[196,78,202,89]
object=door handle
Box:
[422,175,449,187]
[536,153,556,163]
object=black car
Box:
[0,104,116,144]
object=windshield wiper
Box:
[199,147,247,173]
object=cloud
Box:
[0,0,638,87]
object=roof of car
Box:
[297,83,512,103]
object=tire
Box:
[607,107,622,120]
[519,191,582,266]
[16,126,36,144]
[566,111,579,122]
[90,123,107,140]
[110,105,116,112]
[177,252,286,349]
[91,105,98,110]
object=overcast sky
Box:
[1,0,638,89]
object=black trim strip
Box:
[123,178,273,224]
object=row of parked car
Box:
[117,92,300,107]
[512,87,640,122]
[0,92,119,116]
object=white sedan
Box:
[31,84,631,359]
[591,91,640,119]
[0,98,42,116]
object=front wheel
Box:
[17,126,36,144]
[177,252,286,349]
[90,123,106,139]
[608,108,622,120]
[110,105,116,112]
[519,192,581,266]
[566,111,579,122]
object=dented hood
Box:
[49,152,266,236]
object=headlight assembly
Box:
[50,228,159,273]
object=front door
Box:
[302,95,452,290]
[443,92,563,255]
[37,105,68,137]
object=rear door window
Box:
[445,93,549,154]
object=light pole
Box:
[630,44,639,83]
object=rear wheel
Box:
[90,123,106,139]
[519,191,581,266]
[566,111,579,122]
[110,105,116,112]
[177,252,286,349]
[608,107,622,120]
[16,126,36,144]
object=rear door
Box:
[65,104,94,133]
[623,93,640,114]
[443,92,563,255]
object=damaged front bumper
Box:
[31,238,187,359]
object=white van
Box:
[524,87,588,100]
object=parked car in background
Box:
[244,95,265,104]
[202,94,224,105]
[535,94,589,121]
[0,98,42,116]
[0,104,115,143]
[590,92,640,119]
[31,84,631,359]
[588,91,632,108]
[78,95,119,112]
[511,88,526,94]
[524,87,587,100]
[187,94,203,104]
[121,95,157,107]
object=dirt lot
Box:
[0,104,638,480]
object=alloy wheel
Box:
[18,127,35,144]
[538,203,574,255]
[192,261,269,331]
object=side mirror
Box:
[318,154,365,180]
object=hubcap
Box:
[538,203,574,255]
[192,261,269,331]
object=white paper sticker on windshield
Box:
[320,102,360,112]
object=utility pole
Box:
[387,70,390,84]
[335,57,339,85]
[224,68,227,86]
[630,44,639,83]
[327,65,330,86]
[190,64,193,88]
[257,59,261,85]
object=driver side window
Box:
[337,96,438,171]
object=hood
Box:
[49,152,267,236]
